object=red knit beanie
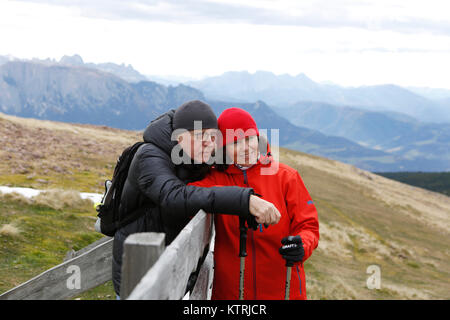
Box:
[218,107,259,146]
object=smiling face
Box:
[177,128,217,163]
[225,135,259,167]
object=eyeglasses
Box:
[192,130,217,142]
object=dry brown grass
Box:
[0,112,137,144]
[33,189,93,210]
[0,189,92,211]
[279,148,450,233]
[0,112,141,193]
[0,191,32,206]
[381,282,433,300]
[0,223,21,237]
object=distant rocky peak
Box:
[59,54,84,66]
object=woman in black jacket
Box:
[112,100,280,297]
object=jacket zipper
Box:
[243,170,248,185]
[242,170,257,299]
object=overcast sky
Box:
[1,0,450,88]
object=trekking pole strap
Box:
[239,217,248,257]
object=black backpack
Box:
[95,141,147,236]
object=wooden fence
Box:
[0,209,214,300]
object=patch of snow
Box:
[0,186,103,204]
[80,192,103,204]
[0,186,40,198]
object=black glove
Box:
[279,235,304,266]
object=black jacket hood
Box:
[143,109,177,156]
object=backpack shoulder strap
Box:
[103,141,146,206]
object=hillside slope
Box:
[279,148,449,299]
[0,112,140,193]
[0,114,449,299]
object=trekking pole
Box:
[284,260,294,300]
[239,217,248,300]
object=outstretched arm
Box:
[136,145,254,221]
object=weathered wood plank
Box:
[190,226,215,300]
[127,210,213,300]
[190,249,214,300]
[0,238,113,300]
[64,236,112,262]
[120,233,165,299]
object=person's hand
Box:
[279,235,304,266]
[249,195,281,225]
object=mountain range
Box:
[0,60,203,130]
[187,71,450,124]
[0,55,449,171]
[0,54,147,83]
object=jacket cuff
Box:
[240,188,254,219]
[210,186,254,217]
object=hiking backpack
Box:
[95,141,147,237]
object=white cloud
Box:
[1,0,450,89]
[11,0,450,35]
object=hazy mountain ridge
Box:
[0,60,204,130]
[58,54,148,83]
[0,59,448,171]
[274,101,450,171]
[207,100,449,171]
[0,54,148,83]
[407,86,450,101]
[188,71,450,124]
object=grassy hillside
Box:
[374,172,450,197]
[0,191,114,299]
[0,112,139,299]
[0,112,449,299]
[279,148,450,299]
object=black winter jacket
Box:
[112,109,254,296]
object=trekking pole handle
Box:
[285,260,294,267]
[239,217,248,257]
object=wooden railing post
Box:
[127,210,213,300]
[120,232,165,299]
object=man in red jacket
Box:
[189,107,320,300]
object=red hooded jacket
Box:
[189,149,320,300]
